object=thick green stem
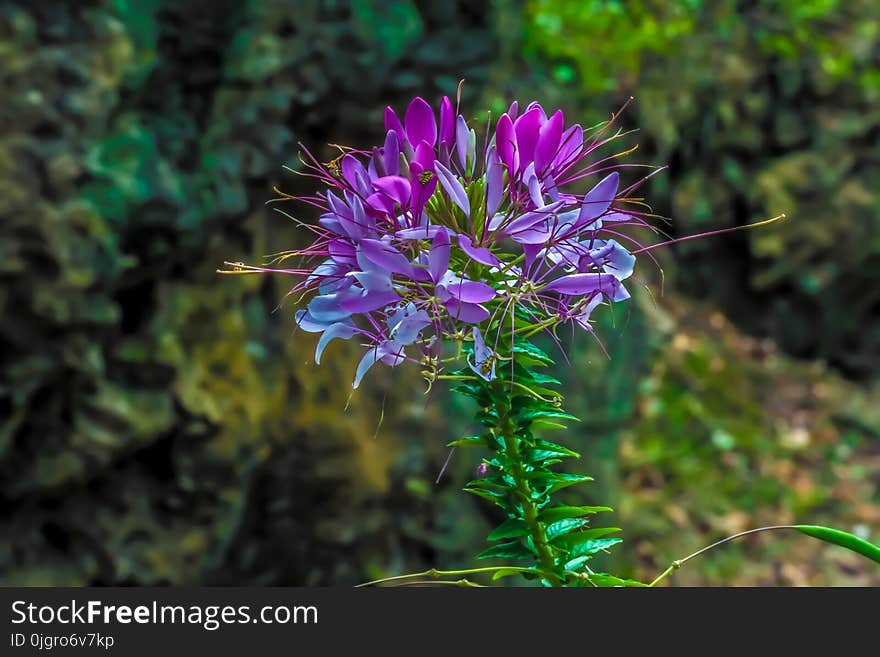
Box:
[498,406,562,586]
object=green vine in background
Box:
[525,0,880,96]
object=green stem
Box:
[648,525,799,587]
[498,407,562,586]
[355,565,537,588]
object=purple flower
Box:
[227,95,655,389]
[353,302,431,388]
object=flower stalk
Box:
[497,408,562,586]
[453,337,621,586]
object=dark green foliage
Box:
[0,0,497,585]
[3,0,879,587]
[516,0,880,381]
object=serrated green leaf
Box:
[517,409,581,425]
[512,342,554,365]
[585,573,648,587]
[546,517,592,542]
[450,383,482,399]
[531,421,568,431]
[488,518,529,541]
[520,370,562,386]
[447,435,486,448]
[465,476,508,490]
[795,525,880,564]
[491,568,539,581]
[463,487,506,507]
[539,505,613,524]
[528,386,564,399]
[563,555,592,571]
[552,528,621,553]
[476,540,535,561]
[530,472,594,494]
[571,537,622,558]
[534,439,581,458]
[531,456,564,467]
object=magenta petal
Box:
[359,239,413,275]
[507,101,519,120]
[434,161,470,217]
[404,97,437,148]
[429,227,451,283]
[485,146,504,217]
[341,155,371,195]
[513,107,544,171]
[326,190,353,221]
[383,130,400,176]
[328,238,357,265]
[409,161,438,215]
[441,279,496,303]
[456,115,470,171]
[457,234,501,267]
[444,299,490,323]
[526,101,547,117]
[534,109,564,174]
[338,290,400,313]
[371,175,411,211]
[577,172,619,226]
[495,113,517,174]
[319,213,344,235]
[351,269,392,293]
[600,211,633,223]
[522,243,542,272]
[511,226,552,245]
[338,196,373,240]
[503,201,564,235]
[524,163,544,207]
[543,273,621,297]
[384,106,404,138]
[412,140,436,170]
[350,194,376,235]
[395,225,444,240]
[439,96,454,148]
[555,124,583,171]
[365,191,394,217]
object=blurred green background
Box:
[1,0,878,586]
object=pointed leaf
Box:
[491,568,540,581]
[447,435,486,448]
[553,528,621,554]
[586,573,648,588]
[463,487,506,508]
[534,439,581,458]
[563,555,592,571]
[512,342,554,366]
[795,525,880,564]
[531,472,594,495]
[476,541,535,561]
[488,518,529,541]
[546,517,592,543]
[568,537,623,558]
[540,506,613,524]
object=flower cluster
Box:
[229,97,651,388]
